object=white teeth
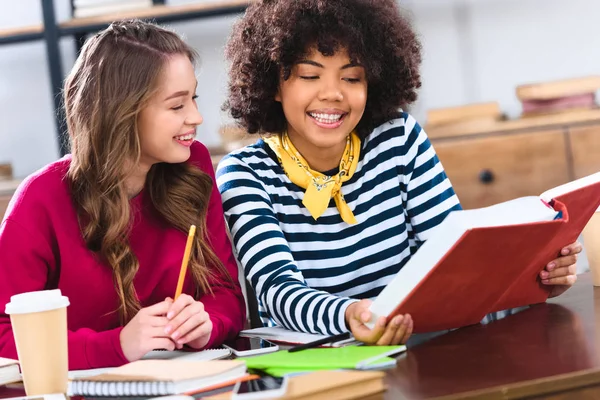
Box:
[175,134,194,140]
[309,113,343,123]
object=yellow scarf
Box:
[264,131,360,224]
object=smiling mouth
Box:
[174,133,195,141]
[307,112,347,124]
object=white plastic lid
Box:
[5,289,70,315]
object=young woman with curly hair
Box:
[217,0,581,345]
[0,20,245,369]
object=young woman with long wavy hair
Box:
[0,20,245,370]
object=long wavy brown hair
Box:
[64,20,231,325]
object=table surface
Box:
[386,272,600,399]
[1,274,599,400]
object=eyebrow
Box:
[164,82,199,101]
[164,91,189,101]
[297,60,362,70]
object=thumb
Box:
[360,310,372,323]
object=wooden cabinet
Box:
[0,195,11,220]
[427,109,600,210]
[569,125,600,179]
[434,130,570,209]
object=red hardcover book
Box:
[368,172,600,333]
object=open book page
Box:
[368,196,559,326]
[540,171,600,202]
[240,326,330,344]
[240,326,359,346]
[68,347,231,380]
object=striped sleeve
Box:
[217,155,356,335]
[401,113,462,244]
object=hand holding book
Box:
[540,240,582,297]
[367,171,600,334]
[345,299,413,345]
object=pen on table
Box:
[174,224,196,300]
[287,332,352,353]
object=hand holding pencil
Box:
[164,225,213,349]
[174,224,196,300]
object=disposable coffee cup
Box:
[5,289,69,395]
[583,207,600,286]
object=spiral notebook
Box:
[68,348,231,380]
[67,360,246,397]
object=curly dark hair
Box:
[224,0,422,138]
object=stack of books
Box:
[516,76,600,116]
[72,0,153,18]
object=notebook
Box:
[240,326,360,347]
[368,171,600,333]
[244,346,405,376]
[0,357,20,386]
[67,360,246,397]
[68,347,231,380]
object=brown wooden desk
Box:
[1,274,599,399]
[387,272,600,399]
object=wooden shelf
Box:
[427,108,600,139]
[1,0,251,155]
[60,0,252,34]
[0,24,44,45]
[0,180,21,197]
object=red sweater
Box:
[0,141,245,370]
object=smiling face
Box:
[137,53,203,169]
[275,47,367,170]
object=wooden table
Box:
[387,272,600,399]
[1,273,599,399]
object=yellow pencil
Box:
[174,225,196,300]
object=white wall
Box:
[410,0,600,119]
[1,0,600,178]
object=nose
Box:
[186,104,203,126]
[318,78,343,102]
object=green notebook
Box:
[244,345,406,377]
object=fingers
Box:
[170,309,209,343]
[375,314,413,345]
[164,295,209,344]
[560,241,583,256]
[393,315,413,345]
[147,326,172,339]
[376,315,404,345]
[545,254,577,272]
[542,273,577,286]
[166,301,204,333]
[148,316,170,328]
[541,263,577,280]
[178,319,213,346]
[167,294,195,319]
[142,299,173,316]
[350,315,386,344]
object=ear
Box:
[274,88,282,103]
